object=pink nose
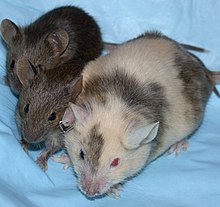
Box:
[81,181,101,197]
[80,177,107,197]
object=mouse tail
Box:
[180,44,209,53]
[211,71,220,84]
[205,70,220,97]
[104,42,208,53]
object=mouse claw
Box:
[107,183,122,198]
[51,153,72,169]
[36,150,51,171]
[20,138,29,152]
[167,139,188,156]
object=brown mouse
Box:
[16,62,83,170]
[0,6,103,95]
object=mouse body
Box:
[60,31,215,198]
[1,6,103,95]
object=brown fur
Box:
[1,6,103,95]
[87,124,104,173]
[16,64,83,170]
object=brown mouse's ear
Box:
[124,121,159,150]
[17,60,38,86]
[0,19,21,45]
[69,76,83,102]
[45,29,69,57]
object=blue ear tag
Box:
[57,121,74,133]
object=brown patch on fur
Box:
[87,124,104,173]
[175,53,212,121]
[81,69,169,158]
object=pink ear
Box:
[62,106,75,127]
[62,102,89,127]
[68,103,89,125]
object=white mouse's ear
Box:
[62,105,76,128]
[124,121,159,150]
[62,103,89,127]
[45,29,69,57]
[0,19,21,45]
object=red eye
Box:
[110,158,120,167]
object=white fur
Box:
[63,35,207,197]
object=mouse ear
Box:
[17,60,38,86]
[0,19,21,45]
[69,76,83,102]
[45,29,69,57]
[62,103,89,128]
[61,106,76,128]
[124,121,159,150]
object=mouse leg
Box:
[167,138,188,156]
[36,150,51,171]
[36,130,64,171]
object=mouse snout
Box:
[22,127,46,143]
[80,175,107,197]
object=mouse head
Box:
[62,102,159,197]
[1,19,69,95]
[16,65,82,143]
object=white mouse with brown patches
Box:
[56,31,217,198]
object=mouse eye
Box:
[110,158,120,168]
[24,104,29,114]
[80,149,85,160]
[10,60,15,69]
[36,64,41,69]
[48,112,56,121]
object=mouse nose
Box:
[23,127,46,143]
[81,182,101,197]
[80,176,107,197]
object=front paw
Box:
[36,150,50,171]
[167,139,188,156]
[2,75,9,85]
[51,153,71,169]
[107,183,123,198]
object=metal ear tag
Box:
[58,121,74,133]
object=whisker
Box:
[126,180,145,192]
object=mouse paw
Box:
[2,75,9,85]
[36,150,50,171]
[167,139,188,156]
[107,183,123,198]
[51,153,71,170]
